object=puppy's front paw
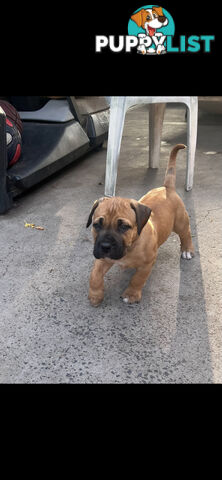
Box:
[157,45,165,55]
[181,251,194,260]
[121,288,142,305]
[89,291,104,307]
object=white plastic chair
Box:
[104,96,198,196]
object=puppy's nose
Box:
[158,15,166,23]
[101,241,111,253]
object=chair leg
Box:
[186,97,198,191]
[149,103,166,168]
[105,97,127,197]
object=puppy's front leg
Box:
[89,259,113,307]
[121,257,157,304]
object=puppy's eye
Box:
[153,13,158,18]
[146,15,151,20]
[93,223,102,232]
[93,217,104,231]
[118,224,132,233]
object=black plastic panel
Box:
[8,120,90,190]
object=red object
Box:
[0,100,22,167]
[0,100,23,134]
[9,144,22,167]
[148,26,156,37]
[6,117,13,128]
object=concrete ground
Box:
[0,104,222,384]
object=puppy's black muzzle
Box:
[93,231,125,260]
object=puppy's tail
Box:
[164,144,186,190]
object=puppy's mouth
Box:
[147,25,156,36]
[93,244,125,260]
[94,249,125,260]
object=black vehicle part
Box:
[0,96,110,213]
[8,96,48,112]
[0,107,13,213]
[8,120,90,191]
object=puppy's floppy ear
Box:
[86,200,100,228]
[131,8,146,27]
[86,197,106,228]
[152,6,164,17]
[130,201,152,235]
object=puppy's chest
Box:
[113,248,142,270]
[114,259,136,271]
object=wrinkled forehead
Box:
[94,198,135,224]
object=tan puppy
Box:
[87,145,194,306]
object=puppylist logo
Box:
[128,5,174,55]
[95,5,215,55]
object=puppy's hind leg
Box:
[173,207,194,260]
